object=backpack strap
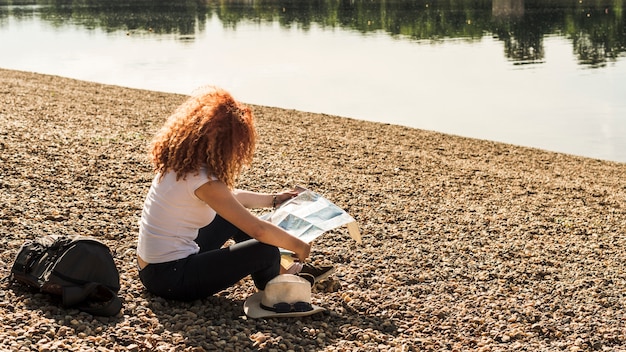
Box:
[62,282,122,316]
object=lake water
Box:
[1,0,625,163]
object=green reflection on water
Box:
[1,0,625,67]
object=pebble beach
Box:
[1,68,626,351]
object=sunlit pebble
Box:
[4,69,626,351]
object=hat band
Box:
[260,301,313,314]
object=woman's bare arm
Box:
[195,181,310,261]
[233,188,300,209]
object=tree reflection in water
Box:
[1,0,624,68]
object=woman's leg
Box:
[185,239,280,299]
[195,214,279,288]
[140,215,281,301]
[139,259,188,300]
[194,214,242,252]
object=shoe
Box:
[299,263,335,283]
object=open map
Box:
[260,188,361,251]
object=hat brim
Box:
[243,292,325,319]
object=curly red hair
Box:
[149,87,256,188]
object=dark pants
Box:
[139,215,280,301]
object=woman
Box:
[136,87,332,301]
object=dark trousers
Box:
[139,215,280,301]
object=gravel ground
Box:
[1,68,626,351]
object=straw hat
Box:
[243,274,325,318]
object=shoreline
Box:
[1,68,625,350]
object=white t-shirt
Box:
[137,168,217,263]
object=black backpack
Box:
[10,235,122,316]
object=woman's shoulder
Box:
[154,168,218,190]
[191,166,218,181]
[185,167,219,190]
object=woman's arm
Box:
[196,181,310,261]
[232,189,274,208]
[233,188,299,209]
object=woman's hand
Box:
[294,241,311,262]
[274,186,307,208]
[273,189,299,208]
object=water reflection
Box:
[493,0,525,18]
[1,0,625,68]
